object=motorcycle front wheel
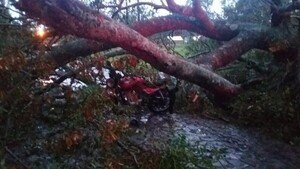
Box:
[148,89,170,113]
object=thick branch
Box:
[192,0,216,33]
[41,39,113,67]
[132,15,237,40]
[190,30,266,70]
[190,24,298,70]
[166,0,217,34]
[166,0,193,16]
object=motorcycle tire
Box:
[148,89,171,113]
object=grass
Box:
[157,135,225,169]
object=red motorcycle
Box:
[104,61,176,113]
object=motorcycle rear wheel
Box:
[148,89,170,113]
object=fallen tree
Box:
[14,0,300,99]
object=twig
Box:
[5,146,30,169]
[117,140,140,169]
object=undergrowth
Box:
[227,85,300,145]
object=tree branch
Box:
[192,0,216,33]
[190,30,266,70]
[166,0,217,34]
[111,2,168,18]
